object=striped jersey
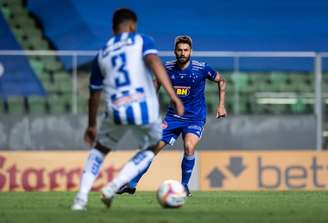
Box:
[165,60,217,121]
[89,32,159,125]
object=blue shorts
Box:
[161,115,205,145]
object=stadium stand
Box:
[0,0,73,114]
[27,0,328,70]
[0,7,45,113]
[0,0,327,117]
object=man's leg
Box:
[181,133,200,196]
[101,145,158,207]
[101,119,164,207]
[119,140,166,193]
[117,117,179,194]
[72,142,111,210]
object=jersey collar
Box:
[175,59,192,72]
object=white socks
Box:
[77,148,105,201]
[108,150,155,192]
[76,149,155,202]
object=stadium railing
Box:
[0,50,327,151]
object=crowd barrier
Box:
[1,151,327,191]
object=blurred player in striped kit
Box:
[71,8,184,210]
[118,35,227,196]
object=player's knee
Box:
[95,141,112,155]
[184,142,195,155]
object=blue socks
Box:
[129,153,196,189]
[181,154,195,186]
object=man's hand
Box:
[171,96,184,116]
[216,104,227,119]
[84,126,97,147]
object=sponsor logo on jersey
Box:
[174,86,191,97]
[112,92,145,107]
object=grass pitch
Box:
[0,191,327,223]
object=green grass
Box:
[0,192,327,223]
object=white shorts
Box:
[97,113,162,150]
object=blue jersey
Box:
[165,60,217,121]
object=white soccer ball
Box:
[157,180,187,208]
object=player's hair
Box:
[174,35,192,49]
[112,8,137,32]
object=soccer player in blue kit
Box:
[117,35,227,196]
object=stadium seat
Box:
[6,97,26,114]
[205,82,219,113]
[236,97,250,114]
[10,5,27,17]
[231,72,251,92]
[249,74,271,92]
[27,96,47,113]
[77,97,88,113]
[28,36,50,50]
[41,56,63,71]
[12,26,27,41]
[53,72,71,84]
[29,57,45,73]
[42,79,60,94]
[24,28,43,40]
[47,94,71,114]
[9,16,35,30]
[225,100,233,114]
[269,72,290,92]
[1,6,11,19]
[291,98,306,113]
[3,0,23,7]
[225,75,234,89]
[52,72,72,94]
[0,99,5,113]
[323,73,328,90]
[290,74,313,92]
[37,73,51,84]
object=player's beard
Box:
[176,55,190,66]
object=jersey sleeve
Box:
[204,63,217,81]
[89,55,104,92]
[141,35,158,56]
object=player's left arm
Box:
[85,55,104,146]
[214,72,227,119]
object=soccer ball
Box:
[157,180,187,208]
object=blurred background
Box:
[0,0,327,151]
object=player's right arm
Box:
[145,54,184,116]
[85,55,104,146]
